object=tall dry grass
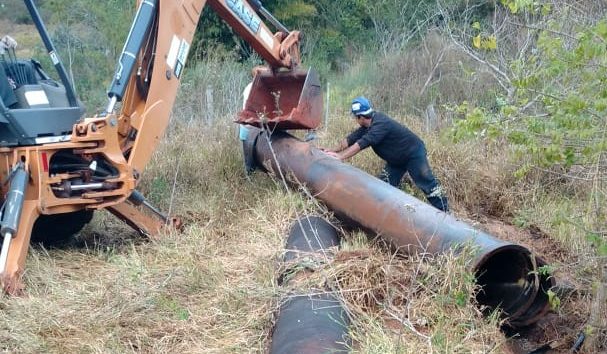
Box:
[1,28,601,352]
[327,31,500,123]
[328,32,599,256]
[0,114,507,352]
[0,58,510,352]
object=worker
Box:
[0,35,18,108]
[323,96,449,212]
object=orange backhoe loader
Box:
[0,0,322,294]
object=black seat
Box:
[2,59,39,86]
[0,59,84,146]
[2,59,76,109]
[0,64,18,108]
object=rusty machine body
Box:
[0,0,321,293]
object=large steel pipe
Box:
[247,129,554,327]
[271,216,350,354]
[283,216,341,264]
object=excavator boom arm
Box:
[207,0,301,69]
[0,0,321,293]
[117,0,304,174]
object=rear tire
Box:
[30,210,94,246]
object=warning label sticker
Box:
[174,39,190,79]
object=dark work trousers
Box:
[379,153,449,212]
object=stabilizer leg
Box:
[107,202,165,238]
[107,197,181,239]
[0,201,38,295]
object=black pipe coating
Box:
[271,216,350,354]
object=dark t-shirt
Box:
[346,111,425,166]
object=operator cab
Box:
[0,57,85,148]
[4,59,73,109]
[0,2,84,147]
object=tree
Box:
[444,2,606,349]
[37,0,133,109]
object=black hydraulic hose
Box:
[93,161,119,178]
[50,163,117,178]
[49,163,88,171]
[23,0,78,107]
[49,152,120,177]
[107,0,157,102]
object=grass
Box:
[323,248,503,353]
[0,19,37,58]
[0,22,604,353]
[0,112,507,352]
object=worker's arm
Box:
[324,141,361,160]
[323,139,348,153]
[322,125,365,152]
[330,118,388,160]
[336,142,361,160]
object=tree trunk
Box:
[584,263,606,351]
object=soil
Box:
[474,217,593,354]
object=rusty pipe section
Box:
[247,129,554,327]
[271,216,350,354]
[283,216,340,264]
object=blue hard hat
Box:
[351,96,373,116]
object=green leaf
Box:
[547,289,561,310]
[587,233,607,256]
[596,21,607,40]
[472,35,481,48]
[482,36,497,50]
[537,265,554,276]
[564,148,576,167]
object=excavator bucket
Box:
[237,67,322,130]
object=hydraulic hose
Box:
[107,0,158,111]
[0,164,29,273]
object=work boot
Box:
[377,168,390,184]
[426,185,449,212]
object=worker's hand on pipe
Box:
[0,35,17,54]
[324,151,341,160]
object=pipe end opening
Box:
[475,246,553,326]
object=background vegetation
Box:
[0,0,605,352]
